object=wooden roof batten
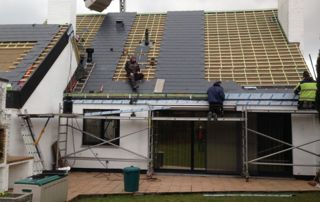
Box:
[113,13,166,81]
[18,25,69,87]
[204,10,308,87]
[0,42,36,72]
[76,15,105,52]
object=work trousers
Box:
[128,73,144,89]
[209,103,224,117]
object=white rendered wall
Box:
[48,0,77,32]
[278,0,304,50]
[70,104,149,170]
[292,114,320,176]
[8,42,78,170]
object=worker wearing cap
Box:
[294,71,317,109]
[125,56,144,91]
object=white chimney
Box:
[48,0,77,31]
[278,0,304,50]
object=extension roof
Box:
[0,24,70,108]
[73,10,308,96]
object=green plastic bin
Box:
[123,166,140,192]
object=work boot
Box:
[213,113,218,121]
[208,112,212,121]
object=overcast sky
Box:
[77,0,278,14]
[0,0,318,76]
[0,0,278,24]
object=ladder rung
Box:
[26,148,38,151]
[58,141,67,143]
[20,118,44,174]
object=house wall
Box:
[292,114,320,176]
[48,0,77,32]
[8,42,78,169]
[278,0,304,50]
[70,103,149,170]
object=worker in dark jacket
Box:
[207,81,225,120]
[294,71,317,109]
[125,56,144,91]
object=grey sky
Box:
[0,0,278,24]
[77,0,277,14]
[0,0,47,24]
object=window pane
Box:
[83,119,103,145]
[103,119,119,145]
[83,109,120,146]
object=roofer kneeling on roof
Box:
[207,81,225,121]
[294,71,317,109]
[125,56,144,91]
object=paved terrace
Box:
[67,172,319,201]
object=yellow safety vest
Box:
[295,82,317,101]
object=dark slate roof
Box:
[157,11,207,93]
[83,12,150,93]
[83,11,213,94]
[0,24,61,88]
[79,11,300,95]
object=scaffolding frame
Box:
[53,113,153,174]
[242,109,320,181]
[19,107,319,180]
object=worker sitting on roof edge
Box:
[294,71,317,109]
[125,56,144,91]
[207,81,225,121]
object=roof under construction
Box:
[0,24,69,108]
[74,10,307,95]
[0,24,68,89]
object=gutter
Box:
[66,93,208,100]
[66,92,298,102]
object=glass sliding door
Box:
[206,122,241,174]
[154,110,241,174]
[155,120,192,170]
[153,111,207,172]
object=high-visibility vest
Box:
[297,82,317,101]
[6,83,12,91]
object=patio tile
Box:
[67,172,320,201]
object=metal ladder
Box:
[20,116,44,174]
[56,115,69,169]
[73,62,95,93]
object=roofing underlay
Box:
[0,24,68,90]
[74,10,308,95]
